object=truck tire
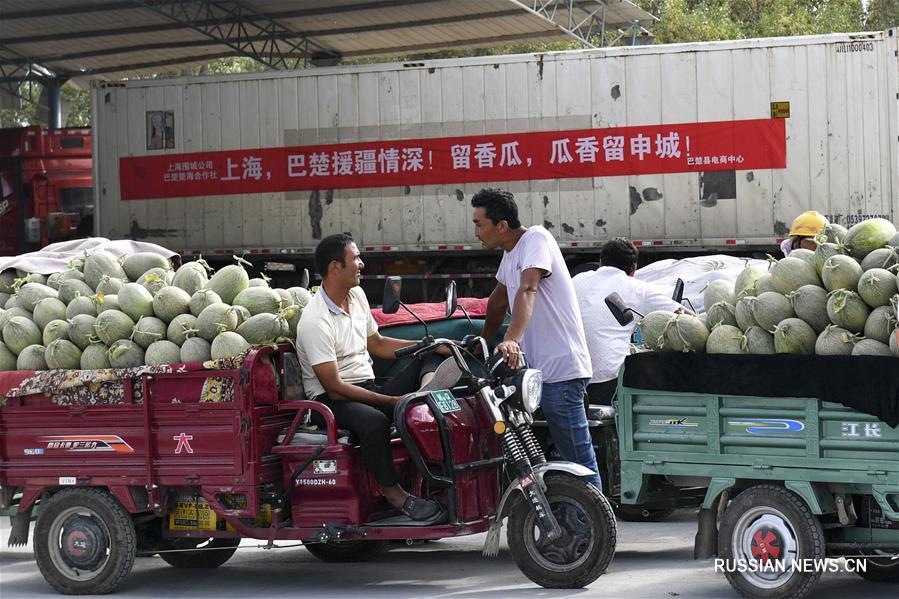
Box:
[718,485,824,599]
[507,472,616,588]
[856,556,899,582]
[158,537,240,568]
[303,540,388,562]
[33,488,136,595]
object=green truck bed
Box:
[617,387,899,514]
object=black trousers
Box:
[586,379,617,406]
[313,354,443,487]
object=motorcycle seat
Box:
[277,427,356,446]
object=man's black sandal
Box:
[401,495,444,522]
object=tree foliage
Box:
[1,1,893,128]
[645,0,869,43]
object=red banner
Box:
[119,118,786,201]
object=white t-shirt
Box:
[496,226,592,383]
[573,266,682,384]
[296,286,378,399]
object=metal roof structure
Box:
[0,0,656,120]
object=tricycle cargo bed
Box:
[0,347,296,508]
[616,353,899,517]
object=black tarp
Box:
[621,352,899,428]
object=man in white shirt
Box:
[573,238,684,405]
[296,233,443,521]
[472,188,602,490]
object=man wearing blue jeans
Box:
[472,188,601,490]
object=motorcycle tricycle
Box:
[1,277,615,594]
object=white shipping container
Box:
[92,30,899,264]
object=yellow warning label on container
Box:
[771,102,790,118]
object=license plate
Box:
[430,390,461,413]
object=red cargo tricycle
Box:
[0,279,615,594]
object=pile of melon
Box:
[639,218,899,356]
[0,252,310,371]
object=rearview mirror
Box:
[382,276,402,314]
[445,280,458,319]
[672,278,684,303]
[299,268,310,289]
[604,292,634,326]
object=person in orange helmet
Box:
[780,211,828,257]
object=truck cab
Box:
[0,125,93,255]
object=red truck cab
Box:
[0,126,93,255]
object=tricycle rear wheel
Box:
[507,472,616,588]
[303,540,388,562]
[33,488,136,595]
[718,485,824,599]
[158,537,241,568]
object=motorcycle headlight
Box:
[516,368,543,414]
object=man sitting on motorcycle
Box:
[572,237,687,405]
[296,233,444,521]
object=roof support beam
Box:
[0,0,439,45]
[507,0,654,47]
[129,0,340,68]
[1,5,536,65]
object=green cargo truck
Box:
[617,352,899,598]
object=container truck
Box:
[92,29,899,298]
[0,126,93,255]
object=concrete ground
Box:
[0,509,890,598]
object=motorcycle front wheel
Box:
[507,472,616,588]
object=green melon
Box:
[842,218,896,259]
[821,255,863,292]
[826,289,870,334]
[661,314,709,352]
[858,268,898,308]
[744,326,775,354]
[751,292,795,333]
[706,324,744,354]
[815,324,859,356]
[638,311,676,351]
[788,285,830,334]
[863,305,895,344]
[773,318,816,354]
[852,339,892,356]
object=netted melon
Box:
[815,324,859,356]
[702,280,735,311]
[853,339,892,356]
[788,285,830,334]
[857,268,897,308]
[771,257,820,295]
[863,305,895,344]
[706,324,744,354]
[744,326,775,354]
[822,255,863,292]
[826,289,870,334]
[773,318,817,354]
[661,314,709,352]
[842,218,896,259]
[638,311,675,350]
[751,292,795,333]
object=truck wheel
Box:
[507,472,616,588]
[856,555,899,582]
[614,505,676,522]
[303,540,388,562]
[33,488,136,595]
[718,485,824,599]
[158,537,241,568]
